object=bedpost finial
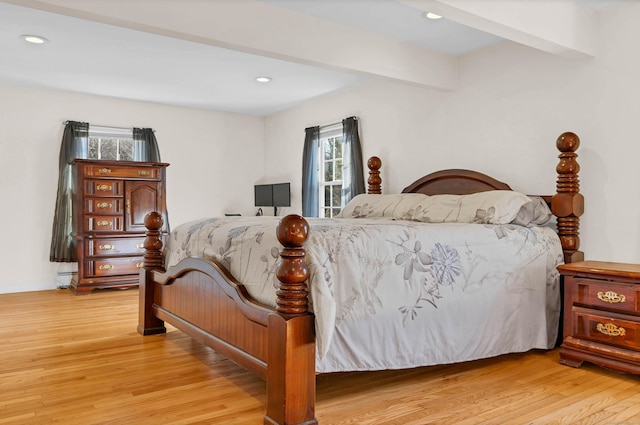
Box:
[556,132,580,153]
[367,156,381,171]
[367,156,382,194]
[276,214,309,248]
[144,211,163,231]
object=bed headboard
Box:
[365,132,583,264]
[401,169,512,195]
[367,158,513,195]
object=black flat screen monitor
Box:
[254,184,273,207]
[254,182,290,215]
[272,183,291,207]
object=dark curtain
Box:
[302,126,320,217]
[133,127,169,232]
[341,117,365,205]
[49,121,89,262]
[133,127,161,162]
[50,124,168,262]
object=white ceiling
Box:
[0,0,623,116]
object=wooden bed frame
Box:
[138,132,583,425]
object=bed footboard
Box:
[138,213,317,425]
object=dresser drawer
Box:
[86,237,146,256]
[83,164,162,180]
[85,257,145,277]
[84,216,123,232]
[84,180,123,196]
[84,198,123,214]
[572,306,640,351]
[574,277,640,314]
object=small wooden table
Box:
[558,261,640,374]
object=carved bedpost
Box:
[265,214,317,425]
[551,132,584,264]
[137,211,167,335]
[275,215,310,314]
[367,156,382,194]
[143,212,165,270]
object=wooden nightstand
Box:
[559,261,640,374]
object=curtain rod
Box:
[319,116,358,130]
[63,120,129,130]
[63,121,154,132]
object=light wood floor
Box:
[1,289,639,425]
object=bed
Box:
[138,131,583,425]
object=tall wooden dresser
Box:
[71,159,168,295]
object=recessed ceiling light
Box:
[255,76,272,83]
[22,34,48,44]
[422,12,443,20]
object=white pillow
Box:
[401,190,551,226]
[511,196,553,226]
[337,193,429,219]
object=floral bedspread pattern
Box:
[164,216,563,373]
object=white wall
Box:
[0,85,264,293]
[264,3,640,264]
[3,3,639,294]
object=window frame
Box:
[318,124,344,218]
[87,125,135,161]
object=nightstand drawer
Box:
[572,306,640,351]
[574,277,640,314]
[85,257,145,277]
[86,237,146,256]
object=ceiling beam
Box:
[5,0,458,91]
[398,0,596,59]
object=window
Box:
[88,126,134,161]
[302,117,362,218]
[319,124,343,218]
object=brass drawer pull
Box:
[99,264,114,271]
[596,322,626,337]
[138,170,150,177]
[136,243,144,249]
[597,291,626,304]
[99,244,114,250]
[136,262,144,268]
[96,220,111,227]
[98,168,112,175]
[96,202,112,209]
[96,184,112,192]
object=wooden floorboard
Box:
[1,289,638,424]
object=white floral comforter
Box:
[164,216,563,373]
